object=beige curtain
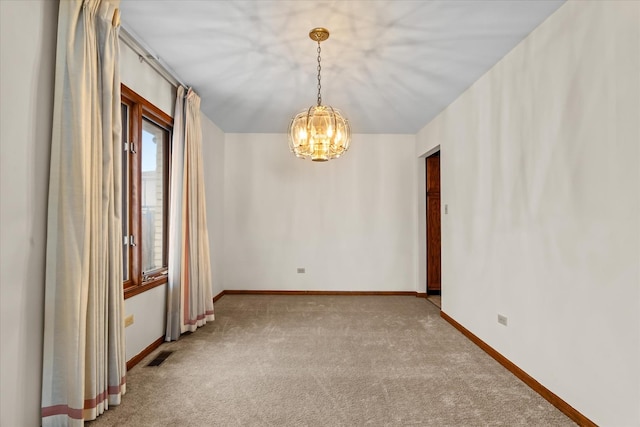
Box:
[166,87,215,341]
[41,1,126,425]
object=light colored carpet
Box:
[427,295,441,309]
[89,295,573,426]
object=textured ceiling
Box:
[120,1,564,134]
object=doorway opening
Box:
[425,150,441,309]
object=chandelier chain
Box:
[288,28,351,161]
[316,41,322,106]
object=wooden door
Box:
[426,152,441,294]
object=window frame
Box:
[121,84,173,299]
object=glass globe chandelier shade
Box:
[288,28,351,162]
[288,105,351,162]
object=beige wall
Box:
[0,3,218,421]
[120,42,227,357]
[416,2,639,425]
[0,1,58,425]
[223,133,418,292]
[202,115,226,298]
[119,40,175,117]
[3,1,637,425]
[119,41,174,362]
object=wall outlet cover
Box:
[125,314,134,327]
[498,314,508,326]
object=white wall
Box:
[223,133,417,292]
[417,2,639,425]
[201,114,225,298]
[0,1,57,425]
[123,285,166,361]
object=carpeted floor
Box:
[426,295,441,309]
[89,295,573,426]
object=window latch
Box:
[130,142,136,153]
[129,235,136,247]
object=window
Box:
[121,84,173,298]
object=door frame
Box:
[417,145,441,301]
[425,150,441,296]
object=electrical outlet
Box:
[497,314,508,326]
[297,268,305,274]
[125,314,134,327]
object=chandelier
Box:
[288,28,351,162]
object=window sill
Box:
[124,276,167,300]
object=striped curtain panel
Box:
[41,1,126,426]
[166,86,215,341]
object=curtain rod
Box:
[118,25,189,90]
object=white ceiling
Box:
[120,0,564,134]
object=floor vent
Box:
[147,351,173,367]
